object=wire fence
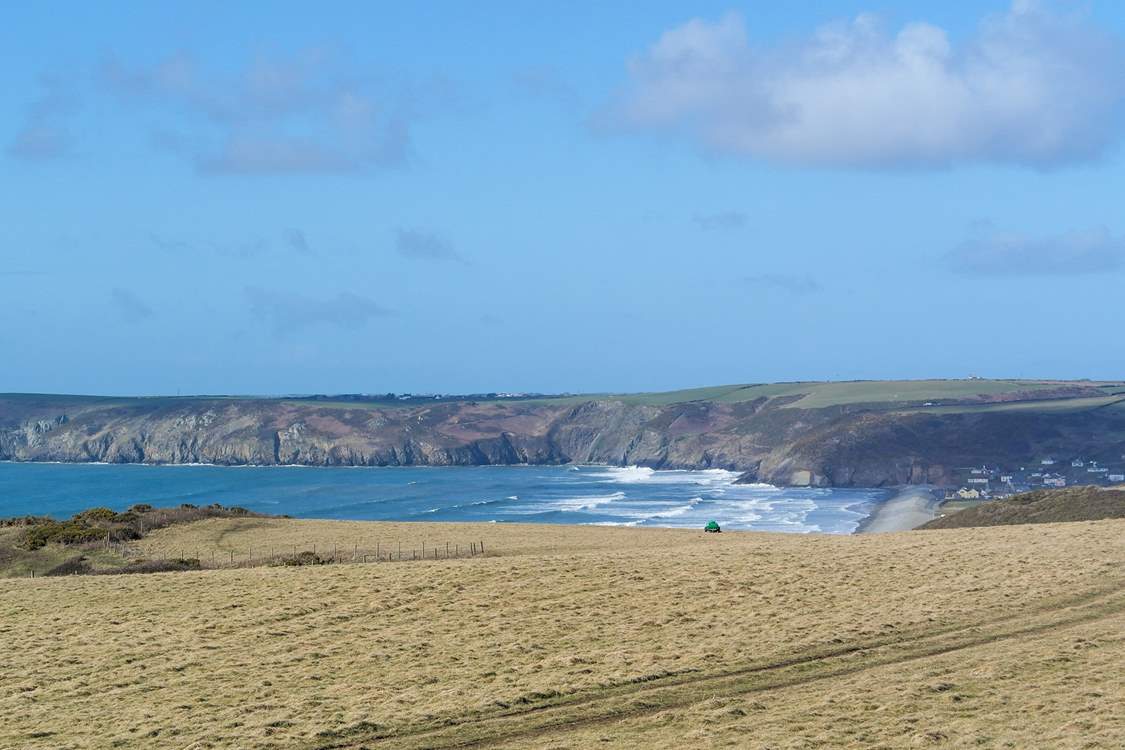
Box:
[110,538,489,569]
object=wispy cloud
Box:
[742,274,822,294]
[947,227,1125,276]
[285,228,313,255]
[245,286,392,334]
[512,66,580,107]
[694,210,746,230]
[110,288,155,321]
[608,2,1125,169]
[100,50,427,175]
[395,227,466,263]
[7,75,78,161]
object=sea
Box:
[0,463,883,534]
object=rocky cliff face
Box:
[2,394,1123,487]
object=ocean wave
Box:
[589,466,744,486]
[652,497,705,518]
[555,491,627,511]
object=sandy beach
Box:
[857,485,941,533]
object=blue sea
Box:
[0,463,882,534]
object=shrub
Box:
[275,551,328,566]
[20,521,105,550]
[100,558,203,575]
[45,557,92,576]
[129,503,154,513]
[75,507,120,524]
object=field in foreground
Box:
[2,518,1124,749]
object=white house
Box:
[1041,458,1056,466]
[1072,459,1085,468]
[1044,476,1066,487]
[1110,474,1125,482]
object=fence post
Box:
[333,544,337,562]
[353,543,357,562]
[446,542,450,558]
[376,541,380,560]
[480,540,485,555]
[230,550,234,564]
[249,547,253,563]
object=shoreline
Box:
[855,486,943,533]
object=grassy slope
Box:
[921,486,1125,530]
[1,518,1123,749]
[8,378,1122,412]
[0,527,132,578]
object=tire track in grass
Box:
[307,583,1125,750]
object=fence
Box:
[110,538,489,569]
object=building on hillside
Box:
[967,477,989,485]
[1000,475,1014,483]
[1043,475,1066,488]
[1072,459,1085,468]
[955,487,982,499]
[1041,458,1056,465]
[1109,474,1125,482]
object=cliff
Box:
[2,381,1124,487]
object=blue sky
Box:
[3,1,1125,395]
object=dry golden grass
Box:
[1,518,1123,750]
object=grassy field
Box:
[479,378,1125,410]
[12,378,1122,413]
[2,518,1123,749]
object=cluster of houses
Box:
[946,456,1125,501]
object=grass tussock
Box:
[0,518,1122,749]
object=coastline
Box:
[855,485,942,533]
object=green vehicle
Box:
[704,520,721,533]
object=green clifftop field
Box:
[1,517,1123,749]
[921,485,1125,529]
[2,379,1124,487]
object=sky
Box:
[2,1,1125,396]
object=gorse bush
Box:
[21,521,106,550]
[9,503,263,551]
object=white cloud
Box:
[101,50,421,175]
[7,75,77,161]
[694,210,746,230]
[610,2,1125,168]
[395,227,465,263]
[245,286,392,334]
[110,288,155,321]
[947,227,1125,276]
